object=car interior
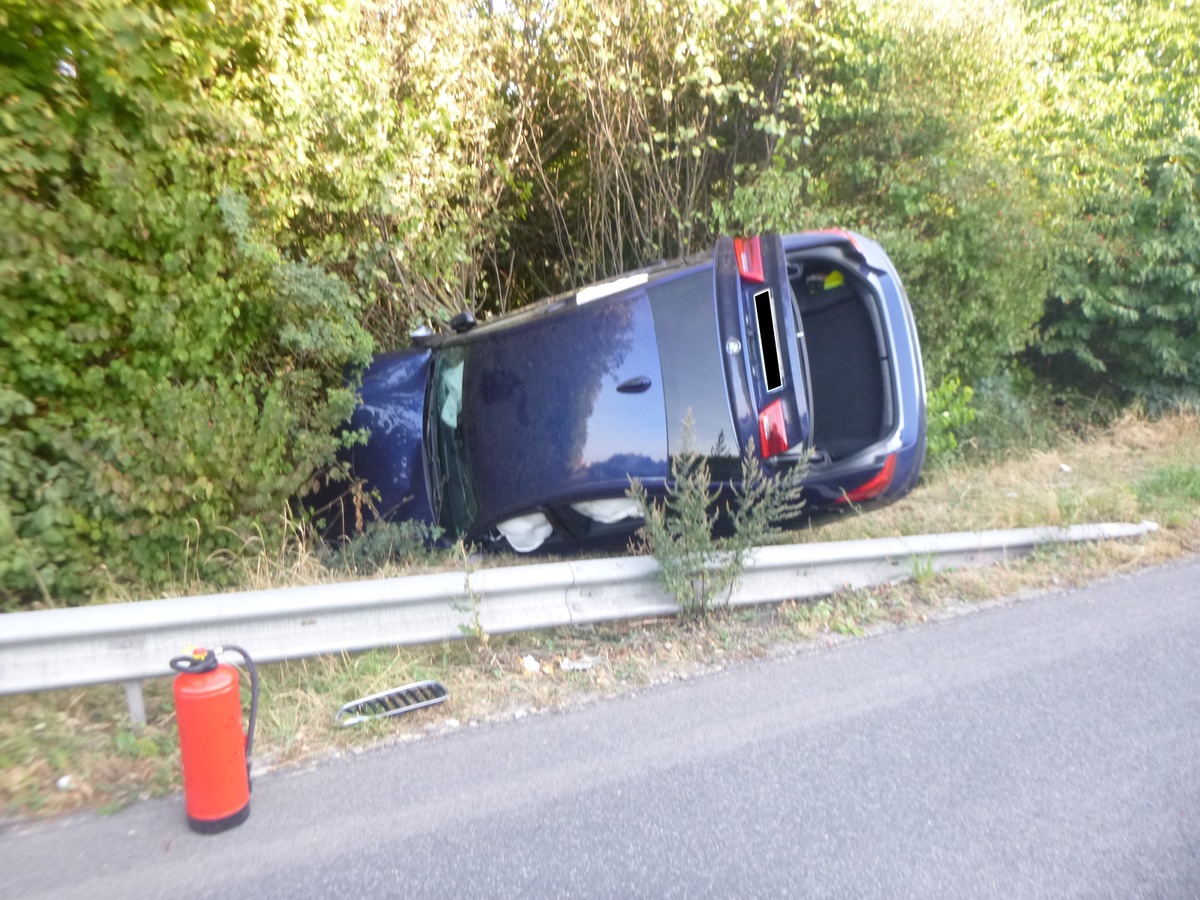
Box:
[787,257,895,462]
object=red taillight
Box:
[837,454,897,504]
[757,398,790,458]
[811,228,865,254]
[733,236,765,283]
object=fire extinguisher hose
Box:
[218,644,259,781]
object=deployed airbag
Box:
[496,512,553,552]
[571,498,642,524]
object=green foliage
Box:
[0,1,373,605]
[1135,465,1200,527]
[627,417,806,619]
[1028,0,1200,399]
[722,0,1049,386]
[925,375,977,464]
[351,0,519,332]
[628,440,727,618]
[493,0,836,304]
[319,520,444,575]
[929,369,1097,465]
[1039,134,1200,399]
[960,370,1081,462]
[1136,466,1200,503]
[728,441,810,552]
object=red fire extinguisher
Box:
[169,645,259,834]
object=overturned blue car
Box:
[321,231,926,553]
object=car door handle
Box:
[617,376,652,394]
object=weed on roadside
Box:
[628,415,806,619]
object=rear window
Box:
[647,269,738,460]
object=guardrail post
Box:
[123,680,147,729]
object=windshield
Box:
[428,346,478,536]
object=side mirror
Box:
[449,311,477,334]
[409,324,435,348]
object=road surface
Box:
[3,558,1198,898]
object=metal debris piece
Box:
[559,656,602,672]
[336,680,448,727]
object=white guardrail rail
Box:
[0,522,1158,723]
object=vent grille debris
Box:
[337,680,448,727]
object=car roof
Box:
[457,290,671,531]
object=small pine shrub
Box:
[628,416,807,619]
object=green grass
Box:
[1136,466,1200,527]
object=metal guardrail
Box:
[0,523,1158,721]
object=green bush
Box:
[1039,135,1200,401]
[925,375,977,465]
[1028,0,1200,400]
[0,1,373,605]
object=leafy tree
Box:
[722,0,1050,387]
[1026,0,1200,400]
[492,0,836,305]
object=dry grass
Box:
[3,409,1198,822]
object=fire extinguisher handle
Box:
[219,644,259,775]
[169,650,218,673]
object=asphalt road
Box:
[3,558,1198,899]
